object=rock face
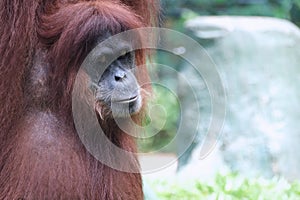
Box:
[180,17,300,180]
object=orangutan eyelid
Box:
[120,50,127,56]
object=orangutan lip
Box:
[113,95,138,104]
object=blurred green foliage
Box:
[161,0,300,36]
[138,85,180,152]
[148,173,300,199]
[161,0,300,23]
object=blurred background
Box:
[138,0,300,199]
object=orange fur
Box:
[0,0,158,199]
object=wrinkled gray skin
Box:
[93,40,142,118]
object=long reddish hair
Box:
[0,0,159,199]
